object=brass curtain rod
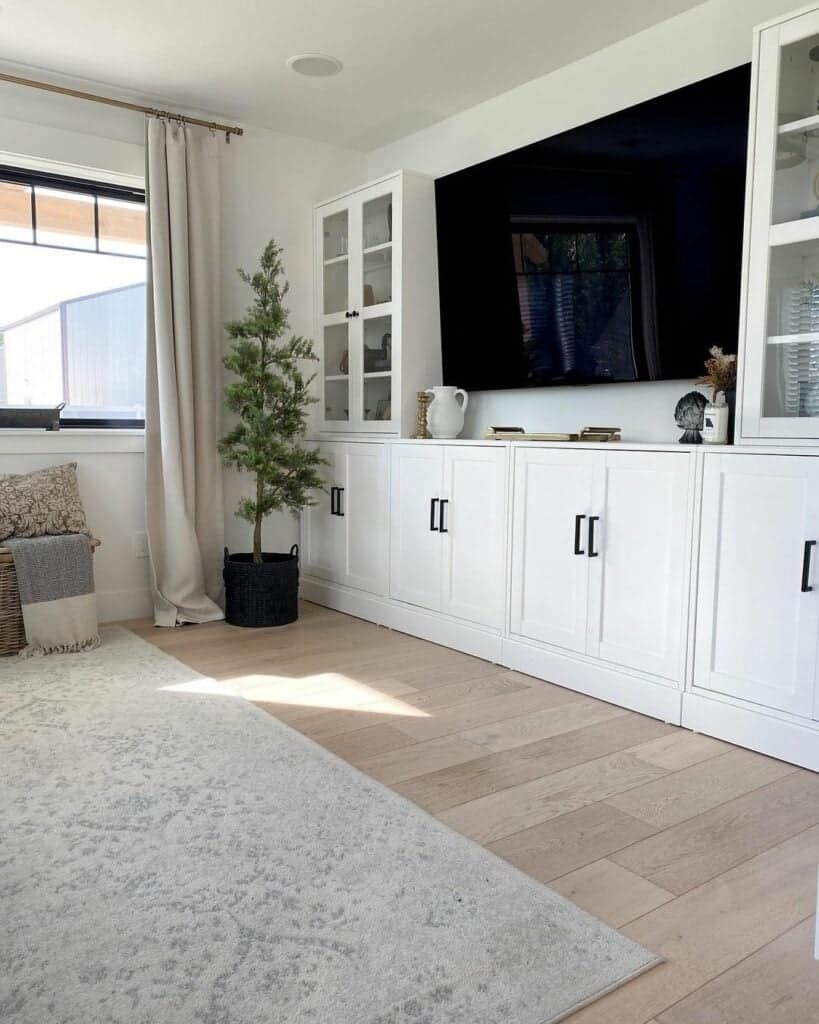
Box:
[0,71,243,140]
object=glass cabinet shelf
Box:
[768,332,819,344]
[769,219,819,246]
[778,113,819,135]
[324,253,348,267]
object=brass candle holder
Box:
[414,391,432,439]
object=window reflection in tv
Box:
[512,227,640,383]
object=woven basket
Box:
[0,538,100,656]
[223,545,299,628]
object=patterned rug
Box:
[0,627,659,1023]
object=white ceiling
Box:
[1,0,708,150]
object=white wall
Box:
[0,81,364,616]
[366,0,799,442]
[0,434,150,622]
[220,130,364,556]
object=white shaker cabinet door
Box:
[440,445,507,629]
[509,447,595,653]
[302,442,346,584]
[694,453,819,718]
[587,450,691,681]
[343,442,389,596]
[389,443,444,612]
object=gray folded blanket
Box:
[5,534,100,657]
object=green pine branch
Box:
[219,240,325,562]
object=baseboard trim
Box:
[97,587,152,623]
[682,691,819,772]
[501,636,683,724]
[301,578,504,662]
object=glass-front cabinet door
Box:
[742,8,819,440]
[316,179,398,433]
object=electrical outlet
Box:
[132,532,149,559]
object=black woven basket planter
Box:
[223,545,299,628]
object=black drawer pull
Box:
[801,540,815,592]
[337,487,344,517]
[330,486,338,515]
[574,514,586,555]
[588,516,600,558]
[429,498,439,532]
[439,499,449,533]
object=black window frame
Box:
[0,164,147,429]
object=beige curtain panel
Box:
[145,118,225,626]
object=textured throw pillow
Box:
[0,463,90,542]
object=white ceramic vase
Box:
[702,398,729,444]
[425,386,469,439]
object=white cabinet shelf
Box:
[314,171,441,437]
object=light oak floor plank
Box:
[321,723,416,762]
[130,602,819,1024]
[612,771,819,895]
[394,714,674,814]
[459,698,629,752]
[391,682,585,742]
[549,859,675,928]
[628,730,732,771]
[605,747,796,830]
[438,751,669,844]
[656,915,819,1024]
[355,734,491,785]
[487,802,658,882]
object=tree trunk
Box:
[253,474,263,562]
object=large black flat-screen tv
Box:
[435,65,750,391]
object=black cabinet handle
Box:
[439,499,449,534]
[352,310,360,318]
[337,487,344,517]
[574,514,586,555]
[802,540,815,592]
[429,498,439,532]
[344,311,352,319]
[330,486,338,515]
[588,516,600,558]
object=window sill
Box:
[0,429,145,455]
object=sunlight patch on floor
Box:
[161,672,430,717]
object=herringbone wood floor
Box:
[124,601,819,1024]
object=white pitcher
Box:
[425,386,469,439]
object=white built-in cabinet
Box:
[300,439,819,770]
[510,447,691,682]
[302,441,389,596]
[314,171,441,438]
[739,5,819,443]
[694,452,819,718]
[389,443,507,629]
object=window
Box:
[0,165,147,427]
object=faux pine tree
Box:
[220,241,325,563]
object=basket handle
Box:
[290,543,299,561]
[224,546,230,565]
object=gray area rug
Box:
[0,628,659,1024]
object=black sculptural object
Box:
[675,391,707,444]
